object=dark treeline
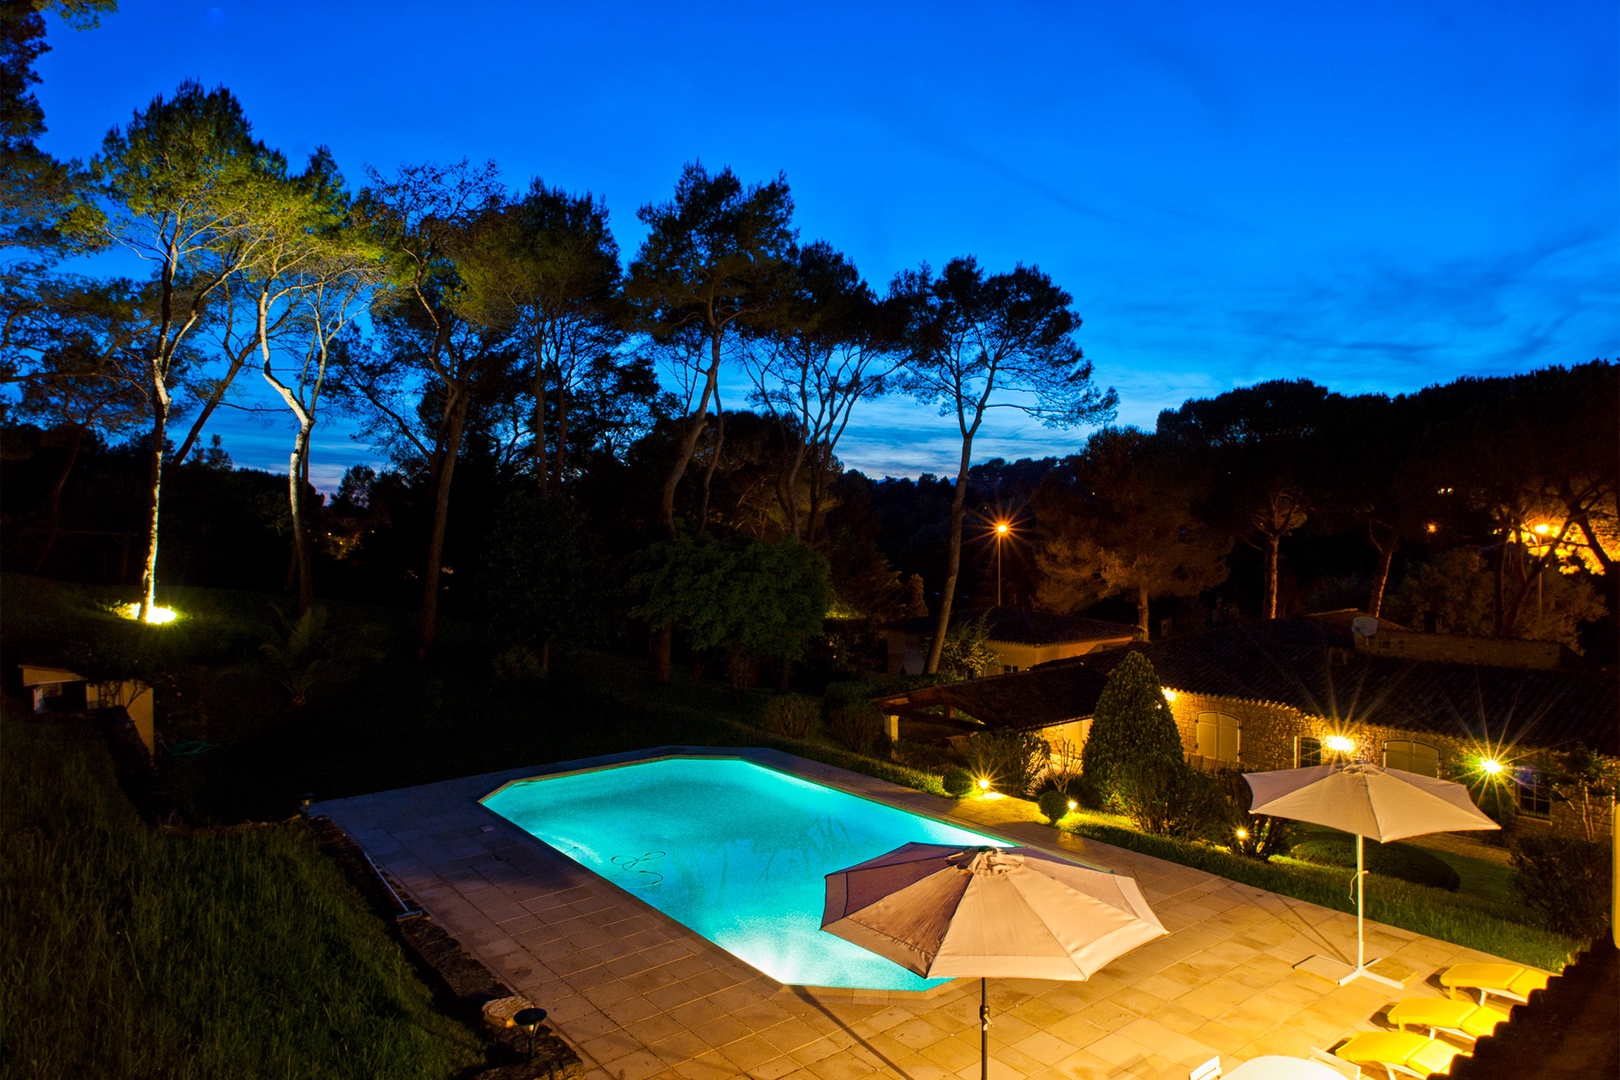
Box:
[3,361,1616,674]
[2,18,1615,683]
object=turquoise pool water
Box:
[481,757,1004,990]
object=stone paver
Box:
[315,747,1537,1079]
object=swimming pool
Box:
[481,757,1006,990]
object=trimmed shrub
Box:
[1116,758,1222,838]
[962,729,1051,797]
[764,693,818,739]
[1290,836,1461,892]
[826,703,889,758]
[1210,768,1294,860]
[1081,652,1182,809]
[1037,789,1074,825]
[1511,835,1612,939]
[942,767,975,798]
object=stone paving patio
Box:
[314,748,1534,1080]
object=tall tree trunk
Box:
[926,436,975,673]
[554,381,569,490]
[1262,531,1280,619]
[660,337,723,536]
[698,409,725,534]
[1136,582,1151,640]
[531,357,549,497]
[137,389,168,620]
[32,426,84,574]
[417,392,468,660]
[289,424,315,615]
[1367,520,1399,617]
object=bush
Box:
[764,693,819,739]
[1081,652,1182,808]
[826,703,890,758]
[1037,789,1074,825]
[962,729,1051,797]
[1290,836,1461,892]
[1511,834,1612,940]
[942,767,975,798]
[1116,759,1222,838]
[1210,768,1295,860]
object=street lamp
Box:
[994,521,1010,606]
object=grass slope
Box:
[0,705,483,1080]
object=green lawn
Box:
[0,703,484,1080]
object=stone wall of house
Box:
[1162,685,1616,841]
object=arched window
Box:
[1383,740,1440,778]
[1196,712,1241,764]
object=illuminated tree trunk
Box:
[926,435,975,673]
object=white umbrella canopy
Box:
[823,843,1166,1079]
[1245,762,1499,843]
[1244,762,1498,987]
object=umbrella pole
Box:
[980,977,989,1080]
[1337,833,1402,989]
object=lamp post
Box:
[514,1007,548,1061]
[994,521,1010,606]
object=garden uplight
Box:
[1067,799,1078,813]
[1324,735,1356,754]
[977,777,991,791]
[1234,827,1249,842]
[119,602,178,625]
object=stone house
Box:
[875,611,1618,840]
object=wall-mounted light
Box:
[1479,757,1504,777]
[1162,689,1178,703]
[1324,735,1356,755]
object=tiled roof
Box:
[883,606,1140,646]
[879,614,1619,754]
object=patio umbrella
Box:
[822,842,1166,1080]
[1244,762,1498,987]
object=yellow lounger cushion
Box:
[1337,1031,1467,1078]
[1388,998,1510,1040]
[1440,963,1550,1004]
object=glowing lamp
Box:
[1324,735,1356,754]
[1067,799,1078,812]
[1162,689,1178,703]
[1533,523,1551,536]
[1234,828,1249,842]
[1425,522,1438,534]
[995,521,1010,535]
[119,602,178,625]
[1480,757,1504,777]
[977,777,991,791]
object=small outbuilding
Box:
[19,663,155,754]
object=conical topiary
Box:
[1080,650,1184,808]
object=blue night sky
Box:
[36,1,1619,489]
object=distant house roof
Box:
[875,613,1619,754]
[884,605,1140,647]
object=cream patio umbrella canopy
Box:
[1245,762,1499,987]
[822,843,1166,1079]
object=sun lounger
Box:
[1438,962,1549,1006]
[1335,1030,1468,1079]
[1387,997,1510,1041]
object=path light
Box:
[514,1007,547,1062]
[1234,827,1249,842]
[1067,799,1078,813]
